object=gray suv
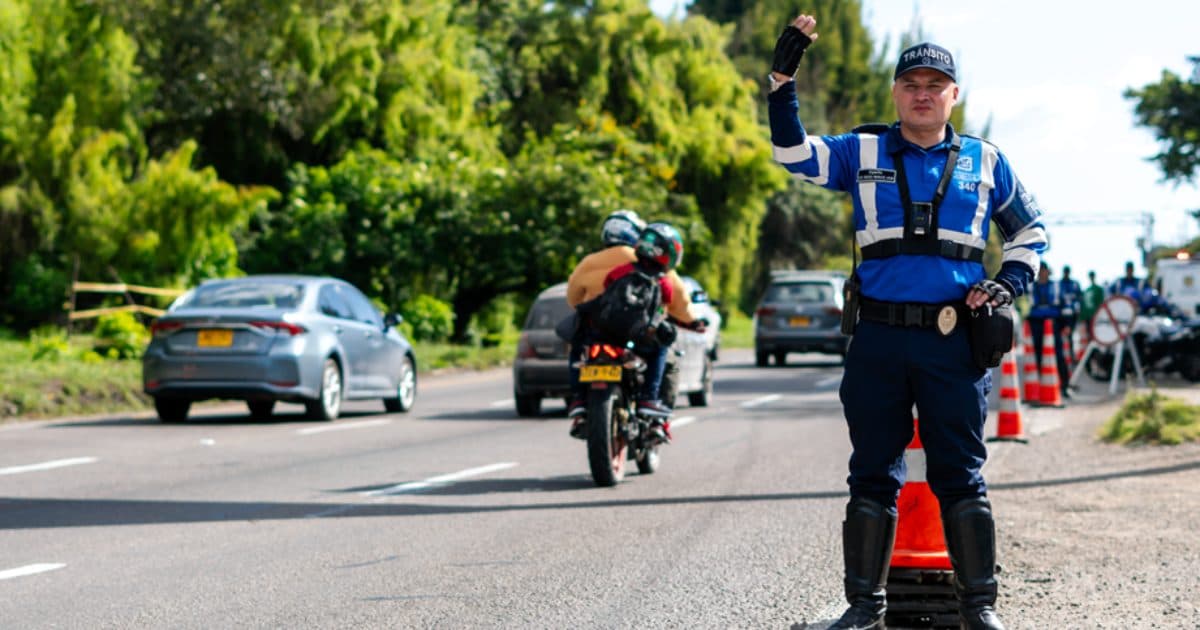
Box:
[753,270,848,367]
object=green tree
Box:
[1126,57,1200,184]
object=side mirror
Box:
[384,313,403,329]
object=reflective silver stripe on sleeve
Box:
[773,143,814,163]
[1001,224,1047,272]
[774,137,831,186]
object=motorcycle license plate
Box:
[580,365,622,382]
[197,329,234,347]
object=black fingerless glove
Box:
[772,26,813,77]
[973,279,1014,307]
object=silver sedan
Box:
[142,275,417,422]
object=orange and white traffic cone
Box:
[990,348,1028,442]
[1038,319,1065,408]
[891,419,952,571]
[1021,320,1040,404]
[886,418,958,625]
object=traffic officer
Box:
[1029,262,1068,396]
[767,14,1047,630]
[1057,265,1082,381]
[1109,260,1144,297]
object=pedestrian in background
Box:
[1029,262,1069,398]
[1079,270,1105,334]
[1057,265,1082,382]
[767,12,1047,630]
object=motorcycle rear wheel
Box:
[586,389,628,487]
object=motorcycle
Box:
[577,341,663,487]
[1085,311,1200,383]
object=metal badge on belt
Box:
[936,305,957,336]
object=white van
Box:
[1156,258,1200,317]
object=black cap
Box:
[894,42,956,82]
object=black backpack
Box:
[589,268,663,344]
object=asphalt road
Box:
[1,349,949,629]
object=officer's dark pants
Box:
[839,320,991,507]
[1028,316,1070,394]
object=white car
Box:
[681,275,722,361]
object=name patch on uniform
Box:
[857,168,897,183]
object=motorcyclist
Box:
[565,218,704,441]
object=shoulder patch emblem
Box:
[857,168,896,183]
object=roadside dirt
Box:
[987,377,1200,628]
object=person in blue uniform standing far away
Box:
[767,13,1048,630]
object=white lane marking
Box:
[0,457,97,476]
[0,564,66,581]
[740,394,782,408]
[816,375,842,388]
[671,415,697,428]
[490,398,514,408]
[363,462,519,497]
[296,419,392,436]
[200,439,216,446]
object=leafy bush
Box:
[92,312,149,359]
[1100,387,1200,444]
[29,326,70,361]
[400,294,455,342]
[472,295,518,347]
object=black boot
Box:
[829,497,897,630]
[942,496,1005,630]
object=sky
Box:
[649,0,1200,285]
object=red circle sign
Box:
[1090,296,1138,347]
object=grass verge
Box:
[1098,387,1200,445]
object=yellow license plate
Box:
[580,365,622,382]
[789,316,811,327]
[197,329,234,347]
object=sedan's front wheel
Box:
[306,358,343,421]
[384,355,417,413]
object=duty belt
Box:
[858,297,964,329]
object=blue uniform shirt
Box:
[1029,280,1060,318]
[767,81,1047,303]
[1057,278,1081,317]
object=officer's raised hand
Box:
[966,279,1013,310]
[771,14,819,83]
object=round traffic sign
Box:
[1090,296,1138,347]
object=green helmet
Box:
[635,222,684,271]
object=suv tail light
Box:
[755,307,776,317]
[517,333,536,358]
[824,306,843,316]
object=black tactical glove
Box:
[772,26,813,77]
[972,279,1014,307]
